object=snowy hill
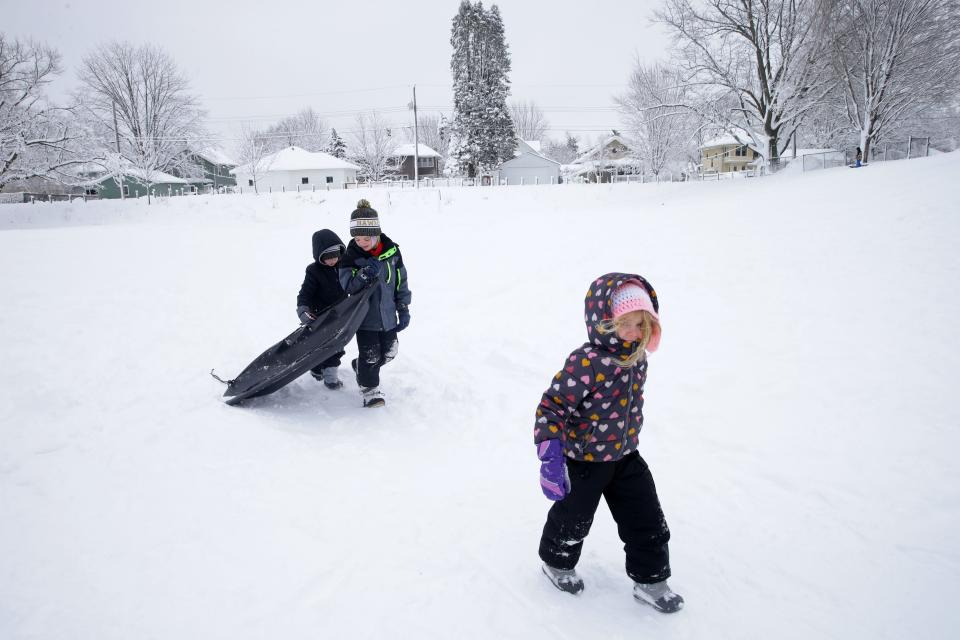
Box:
[2,155,959,639]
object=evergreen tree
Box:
[565,132,579,160]
[327,128,346,158]
[449,1,516,177]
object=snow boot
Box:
[361,386,385,408]
[633,580,684,613]
[321,367,343,390]
[542,563,584,595]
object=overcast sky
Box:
[5,0,672,153]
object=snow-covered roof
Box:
[522,140,542,153]
[232,146,360,174]
[391,143,440,158]
[194,146,236,166]
[701,129,759,150]
[702,135,745,148]
[572,135,631,164]
[500,152,561,168]
[78,166,190,186]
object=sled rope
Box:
[209,369,234,385]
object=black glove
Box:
[346,263,379,294]
[297,305,317,325]
[358,262,380,287]
[396,304,410,331]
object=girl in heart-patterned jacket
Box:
[534,272,683,614]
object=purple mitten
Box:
[537,439,571,501]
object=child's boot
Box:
[541,563,584,594]
[361,386,385,408]
[321,367,343,390]
[633,580,684,613]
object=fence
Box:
[869,136,931,163]
[800,151,848,172]
[0,192,99,204]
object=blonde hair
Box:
[596,310,658,367]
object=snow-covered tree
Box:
[409,113,450,173]
[896,103,960,152]
[326,128,347,158]
[542,132,580,164]
[234,123,272,194]
[828,0,960,160]
[510,100,549,142]
[0,34,83,189]
[261,107,328,153]
[618,61,698,176]
[77,41,204,199]
[657,0,836,168]
[350,111,398,182]
[449,1,517,176]
[794,94,852,151]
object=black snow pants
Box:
[355,329,398,388]
[538,452,672,584]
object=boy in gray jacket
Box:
[339,199,412,408]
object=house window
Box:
[122,185,129,196]
[85,188,97,196]
[301,177,309,184]
[418,156,435,168]
[248,179,254,186]
[326,176,334,184]
[735,145,748,157]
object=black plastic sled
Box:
[214,287,373,406]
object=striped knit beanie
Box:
[349,199,381,237]
[611,281,659,321]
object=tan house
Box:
[570,134,643,182]
[700,135,760,173]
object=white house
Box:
[231,146,360,191]
[389,143,441,179]
[496,140,561,185]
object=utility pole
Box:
[410,85,420,188]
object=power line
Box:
[202,82,632,102]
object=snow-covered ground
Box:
[1,154,958,639]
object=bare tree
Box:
[77,41,204,199]
[829,0,960,160]
[409,113,451,172]
[795,94,851,150]
[657,0,836,167]
[618,61,698,175]
[261,107,328,152]
[351,111,399,182]
[509,100,549,142]
[234,123,274,194]
[0,35,83,189]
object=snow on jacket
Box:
[296,229,347,317]
[339,233,412,331]
[534,272,660,462]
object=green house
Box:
[171,148,237,190]
[78,168,202,199]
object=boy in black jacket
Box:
[296,229,347,389]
